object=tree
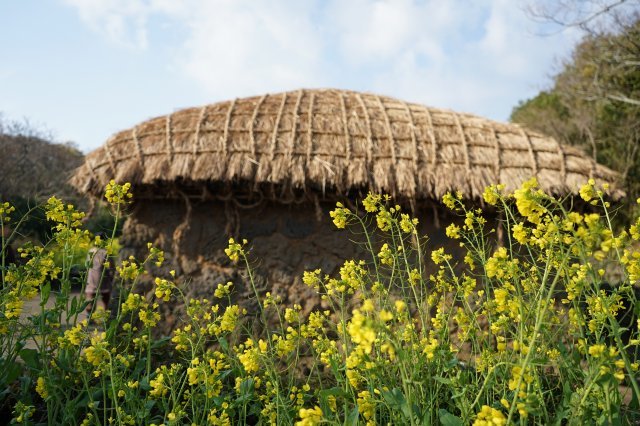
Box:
[512,8,640,222]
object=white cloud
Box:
[178,0,327,98]
[62,0,152,48]
[61,0,582,121]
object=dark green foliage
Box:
[511,15,640,223]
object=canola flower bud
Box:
[225,238,245,262]
[104,180,133,205]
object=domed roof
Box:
[71,88,620,201]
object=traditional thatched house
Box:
[70,88,619,327]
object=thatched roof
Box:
[71,88,620,202]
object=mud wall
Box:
[120,198,468,331]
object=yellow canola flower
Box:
[473,405,506,426]
[238,339,261,373]
[35,376,48,399]
[149,373,168,398]
[0,201,16,222]
[376,208,393,232]
[302,269,322,289]
[445,223,461,239]
[485,247,509,279]
[512,222,528,244]
[83,332,109,367]
[347,309,376,353]
[117,257,142,281]
[285,305,301,323]
[482,184,505,206]
[58,320,87,347]
[357,390,375,422]
[513,177,545,224]
[224,238,245,262]
[139,306,161,328]
[154,277,175,301]
[378,243,394,266]
[219,305,242,333]
[588,344,606,358]
[329,202,350,229]
[442,191,462,210]
[214,281,233,298]
[394,300,406,313]
[296,406,323,426]
[431,248,451,265]
[362,193,381,213]
[104,180,133,205]
[400,213,418,233]
[579,179,597,203]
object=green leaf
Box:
[1,359,23,384]
[439,409,464,426]
[218,336,229,352]
[381,387,406,409]
[346,406,359,425]
[319,387,346,418]
[433,376,452,385]
[19,348,40,370]
[319,387,346,398]
[40,282,51,307]
[150,336,171,350]
[235,377,255,403]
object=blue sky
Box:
[0,0,583,153]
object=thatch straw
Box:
[70,88,621,201]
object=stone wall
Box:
[120,198,468,332]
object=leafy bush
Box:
[1,179,640,424]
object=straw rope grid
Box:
[70,88,622,201]
[423,108,438,167]
[73,148,594,169]
[453,112,471,172]
[165,113,174,161]
[193,105,207,156]
[556,139,567,182]
[338,91,352,166]
[221,99,236,158]
[305,92,315,166]
[132,126,145,167]
[249,94,267,159]
[489,127,501,181]
[519,127,538,176]
[268,92,287,163]
[287,90,304,166]
[355,92,373,170]
[103,137,117,177]
[401,101,419,173]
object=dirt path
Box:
[19,290,89,349]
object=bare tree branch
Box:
[607,93,640,105]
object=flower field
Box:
[2,179,640,425]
